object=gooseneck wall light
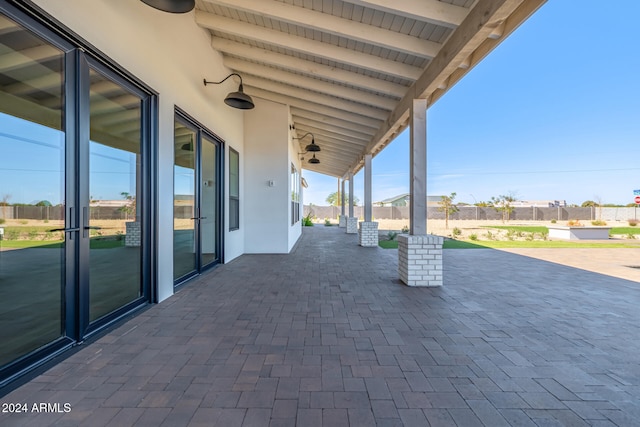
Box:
[295,132,321,164]
[294,132,321,153]
[203,73,255,110]
[140,0,195,13]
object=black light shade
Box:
[308,154,320,164]
[140,0,195,13]
[295,132,320,153]
[305,139,321,152]
[224,83,255,110]
[204,75,255,110]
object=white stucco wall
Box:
[31,0,246,301]
[288,115,303,252]
[244,98,293,253]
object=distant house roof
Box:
[377,193,409,204]
[511,200,567,207]
[375,193,443,206]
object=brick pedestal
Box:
[346,217,358,234]
[398,234,443,287]
[125,221,141,247]
[338,215,347,228]
[358,221,378,247]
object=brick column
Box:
[346,217,358,234]
[358,221,378,247]
[398,234,443,287]
[125,221,141,247]
[339,215,347,228]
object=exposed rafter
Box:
[196,12,424,79]
[245,86,384,129]
[211,39,408,98]
[193,0,547,177]
[339,0,468,28]
[358,0,541,172]
[224,57,398,110]
[242,77,390,119]
[202,0,440,58]
[290,108,378,135]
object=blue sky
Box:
[302,0,640,207]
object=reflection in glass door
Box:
[88,67,143,322]
[0,15,66,368]
[200,137,217,268]
[173,123,197,279]
[0,7,153,385]
[173,113,222,284]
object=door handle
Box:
[49,227,81,232]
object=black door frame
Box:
[173,108,225,287]
[0,0,158,388]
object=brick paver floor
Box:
[2,226,640,426]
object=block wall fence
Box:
[303,206,639,222]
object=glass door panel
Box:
[0,15,65,366]
[174,122,197,280]
[200,137,217,267]
[88,68,142,322]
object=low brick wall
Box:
[346,217,358,234]
[398,234,443,287]
[358,221,378,247]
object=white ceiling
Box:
[195,0,546,178]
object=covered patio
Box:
[4,227,640,426]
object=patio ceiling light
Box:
[203,73,255,110]
[140,0,195,13]
[294,132,320,153]
[308,153,320,164]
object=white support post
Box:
[359,153,378,246]
[348,172,354,218]
[398,98,442,286]
[340,179,345,216]
[346,171,357,233]
[364,154,372,222]
[410,98,427,236]
[339,178,347,227]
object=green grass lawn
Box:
[378,240,399,249]
[610,227,640,235]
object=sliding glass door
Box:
[87,66,144,323]
[0,6,153,384]
[0,14,66,368]
[174,112,223,284]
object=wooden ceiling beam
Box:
[224,58,398,110]
[202,0,440,58]
[196,11,423,80]
[242,77,389,119]
[339,0,467,28]
[212,39,407,97]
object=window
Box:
[229,148,239,230]
[291,164,300,225]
